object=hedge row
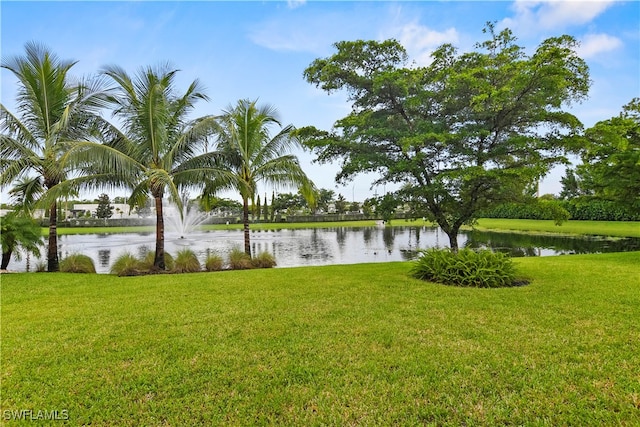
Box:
[561,199,640,221]
[482,198,639,222]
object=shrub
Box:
[228,247,252,270]
[140,251,175,271]
[173,249,201,273]
[410,248,521,288]
[482,200,569,224]
[561,198,640,221]
[204,253,224,272]
[35,261,47,272]
[251,251,277,269]
[60,254,96,273]
[110,252,143,276]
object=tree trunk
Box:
[47,202,59,272]
[434,215,460,253]
[1,250,12,270]
[243,197,251,257]
[445,227,460,253]
[154,196,166,270]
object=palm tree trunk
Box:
[47,203,59,272]
[243,197,251,257]
[154,196,166,270]
[1,250,12,270]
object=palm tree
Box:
[0,42,108,271]
[207,99,316,257]
[1,212,43,270]
[90,63,219,270]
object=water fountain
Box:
[165,199,209,239]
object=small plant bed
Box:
[411,248,528,288]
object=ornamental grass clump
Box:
[251,251,277,269]
[140,252,175,272]
[110,252,143,276]
[204,253,224,272]
[411,248,522,288]
[173,249,201,273]
[228,247,253,270]
[59,254,96,273]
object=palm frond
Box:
[0,104,39,152]
[8,176,44,212]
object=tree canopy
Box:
[573,98,640,210]
[301,24,590,250]
[0,42,108,271]
[204,99,316,256]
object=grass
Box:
[2,252,639,425]
[472,218,640,238]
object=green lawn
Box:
[2,252,639,425]
[472,218,640,238]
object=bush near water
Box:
[411,248,522,288]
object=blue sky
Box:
[2,0,639,202]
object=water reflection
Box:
[8,226,640,274]
[465,230,640,256]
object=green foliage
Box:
[204,253,224,272]
[482,199,569,224]
[1,42,108,271]
[262,193,269,221]
[228,247,253,270]
[251,251,277,269]
[302,25,589,251]
[374,194,398,223]
[316,188,336,213]
[561,198,640,221]
[334,194,348,214]
[205,99,317,257]
[109,252,143,276]
[573,98,640,210]
[0,212,43,270]
[96,63,220,270]
[95,193,113,219]
[272,192,308,214]
[141,251,175,272]
[59,254,96,273]
[173,249,202,273]
[411,248,520,288]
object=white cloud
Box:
[392,23,459,66]
[247,10,348,54]
[287,0,306,9]
[501,0,617,35]
[379,4,459,67]
[577,33,622,58]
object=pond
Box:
[9,226,640,273]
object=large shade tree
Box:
[205,99,316,257]
[75,63,220,270]
[0,42,108,271]
[574,98,640,209]
[301,25,590,251]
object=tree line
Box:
[1,44,314,271]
